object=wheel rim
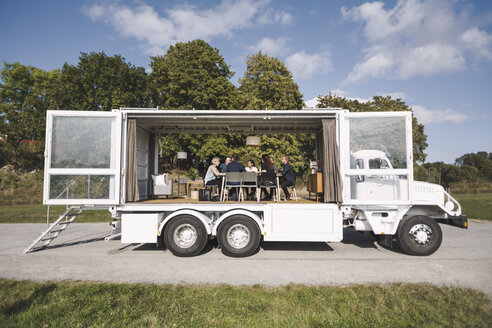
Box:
[226,224,251,249]
[409,224,433,246]
[173,224,198,248]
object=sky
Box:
[0,0,491,163]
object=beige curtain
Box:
[126,119,139,202]
[322,119,343,203]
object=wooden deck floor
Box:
[137,197,318,205]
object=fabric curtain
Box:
[126,119,139,202]
[322,119,343,203]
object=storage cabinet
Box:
[307,172,323,202]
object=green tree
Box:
[455,152,492,180]
[150,39,239,110]
[55,52,149,111]
[317,94,428,165]
[0,62,59,168]
[239,51,304,110]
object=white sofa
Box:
[151,174,173,198]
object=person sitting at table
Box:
[245,159,258,200]
[226,154,245,173]
[219,156,231,173]
[204,157,225,195]
[260,154,276,201]
[278,155,295,201]
[226,154,245,200]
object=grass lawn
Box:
[0,280,490,328]
[0,205,111,223]
[455,193,492,220]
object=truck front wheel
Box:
[397,215,442,256]
[217,215,261,257]
[164,215,208,257]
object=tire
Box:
[163,215,208,257]
[217,215,261,257]
[397,215,442,256]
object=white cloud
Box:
[412,105,471,124]
[304,97,318,108]
[303,89,372,108]
[342,0,492,83]
[256,7,293,25]
[84,0,292,55]
[285,50,332,79]
[249,37,290,56]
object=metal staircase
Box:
[24,207,83,254]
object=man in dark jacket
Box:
[279,156,295,200]
[226,154,245,173]
[226,154,245,200]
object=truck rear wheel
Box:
[397,215,442,256]
[217,215,261,257]
[164,215,208,257]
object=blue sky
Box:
[1,0,491,163]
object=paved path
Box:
[0,221,491,297]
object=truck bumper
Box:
[436,215,468,229]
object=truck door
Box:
[43,110,122,206]
[340,112,413,204]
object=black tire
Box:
[217,215,261,257]
[163,215,208,257]
[397,215,442,256]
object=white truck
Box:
[25,108,467,257]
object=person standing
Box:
[279,156,295,201]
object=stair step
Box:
[58,221,72,225]
[41,236,57,242]
[49,229,65,233]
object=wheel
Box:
[217,215,261,257]
[163,215,208,257]
[397,215,442,256]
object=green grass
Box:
[0,205,111,223]
[0,280,490,328]
[455,193,492,220]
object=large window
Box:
[342,113,413,203]
[349,116,407,168]
[44,111,121,205]
[51,117,113,168]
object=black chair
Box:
[256,172,279,203]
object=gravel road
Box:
[1,220,491,297]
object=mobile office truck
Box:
[25,109,467,256]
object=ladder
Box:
[24,207,83,254]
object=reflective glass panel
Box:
[50,175,111,199]
[51,116,113,168]
[349,117,407,168]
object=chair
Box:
[280,182,298,201]
[256,172,279,203]
[151,174,173,198]
[239,172,258,201]
[221,172,243,201]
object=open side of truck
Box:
[25,108,467,256]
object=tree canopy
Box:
[150,40,239,110]
[55,52,149,111]
[239,51,304,110]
